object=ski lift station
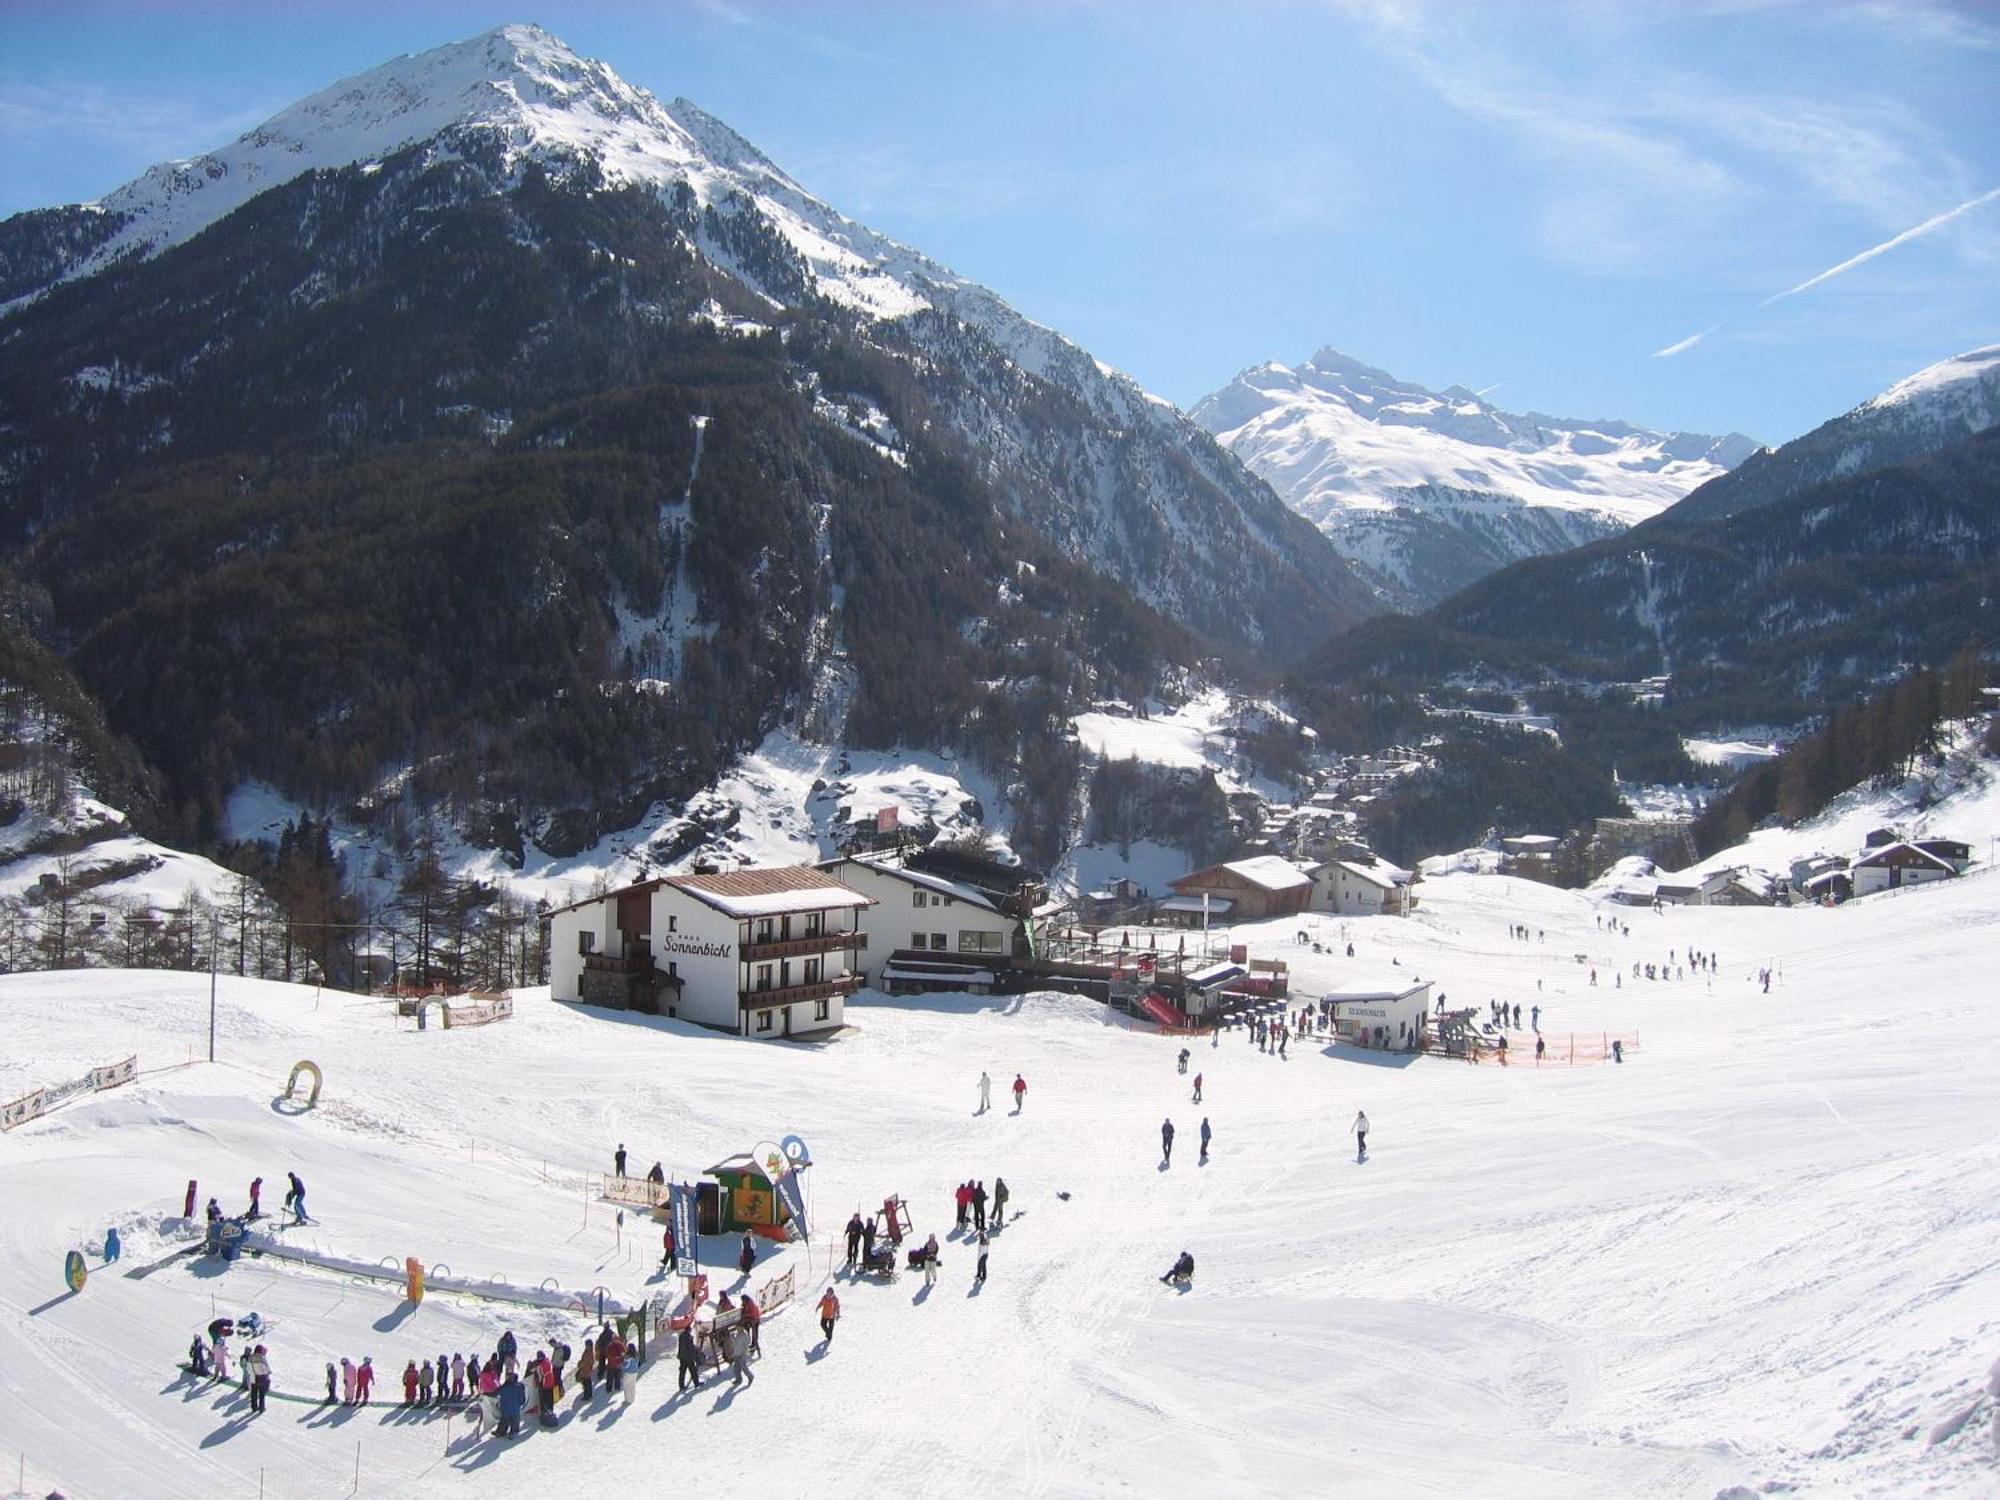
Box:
[1325,978,1433,1051]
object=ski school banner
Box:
[669,1183,699,1278]
[443,995,513,1029]
[2,1055,138,1131]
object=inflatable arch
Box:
[64,1249,87,1292]
[284,1060,323,1108]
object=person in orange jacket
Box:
[816,1287,841,1346]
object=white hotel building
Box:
[549,866,874,1038]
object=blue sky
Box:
[2,1,1996,444]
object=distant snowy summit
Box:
[1191,347,1757,610]
[1664,342,2000,528]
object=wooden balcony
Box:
[583,953,651,974]
[740,930,867,964]
[738,973,863,1010]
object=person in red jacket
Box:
[604,1334,626,1395]
[741,1293,761,1356]
[661,1223,676,1270]
[1011,1074,1026,1112]
[954,1181,971,1229]
[401,1360,420,1406]
[355,1356,375,1405]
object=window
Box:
[755,964,773,991]
[943,896,954,907]
[668,915,677,934]
[803,957,823,984]
[959,930,1004,954]
[805,911,822,937]
[932,931,947,950]
[755,918,774,944]
[912,932,928,950]
[579,931,597,955]
[814,998,831,1022]
[755,1010,774,1033]
[912,891,927,908]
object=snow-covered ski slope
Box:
[4,867,1997,1497]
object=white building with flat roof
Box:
[818,853,1020,984]
[549,866,874,1038]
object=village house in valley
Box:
[549,867,874,1037]
[1168,856,1314,924]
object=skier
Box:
[1191,1071,1202,1104]
[677,1322,702,1390]
[285,1171,307,1224]
[844,1211,864,1269]
[1513,1003,1522,1028]
[647,1162,665,1186]
[1351,1110,1369,1161]
[661,1223,676,1270]
[324,1359,337,1404]
[205,1197,222,1224]
[1278,1027,1288,1060]
[978,1070,992,1113]
[356,1356,374,1405]
[1199,1117,1211,1166]
[247,1177,262,1220]
[973,1180,988,1232]
[1161,1117,1175,1166]
[992,1177,1010,1228]
[576,1338,596,1400]
[921,1233,940,1288]
[1612,1039,1624,1064]
[341,1355,357,1405]
[1531,1005,1540,1031]
[741,1293,762,1356]
[497,1372,525,1438]
[451,1352,467,1402]
[614,1143,628,1179]
[605,1333,626,1396]
[248,1346,271,1415]
[187,1336,210,1379]
[1535,1035,1546,1060]
[738,1233,757,1277]
[861,1216,877,1266]
[1177,1047,1190,1075]
[975,1231,989,1284]
[1159,1250,1194,1286]
[954,1181,971,1229]
[403,1360,420,1407]
[816,1287,841,1348]
[1011,1074,1026,1112]
[725,1323,755,1388]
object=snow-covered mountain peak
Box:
[1859,343,2000,429]
[1191,347,1757,609]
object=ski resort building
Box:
[1169,857,1313,922]
[1325,979,1433,1051]
[818,852,1022,990]
[549,867,874,1037]
[1308,854,1417,916]
[1851,842,1961,898]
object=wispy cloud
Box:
[1761,186,2000,304]
[690,0,888,66]
[1652,327,1715,359]
[0,75,275,176]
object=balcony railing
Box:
[740,930,867,964]
[738,974,863,1010]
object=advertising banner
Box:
[669,1183,699,1278]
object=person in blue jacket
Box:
[496,1373,526,1438]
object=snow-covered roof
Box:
[1852,842,1958,873]
[1330,860,1409,889]
[880,964,998,986]
[833,855,1001,914]
[666,866,875,918]
[1323,979,1431,1004]
[1186,961,1248,988]
[1216,856,1312,892]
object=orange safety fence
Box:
[1471,1031,1641,1066]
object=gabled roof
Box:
[824,854,1002,914]
[1176,856,1312,893]
[1852,842,1957,873]
[666,865,875,918]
